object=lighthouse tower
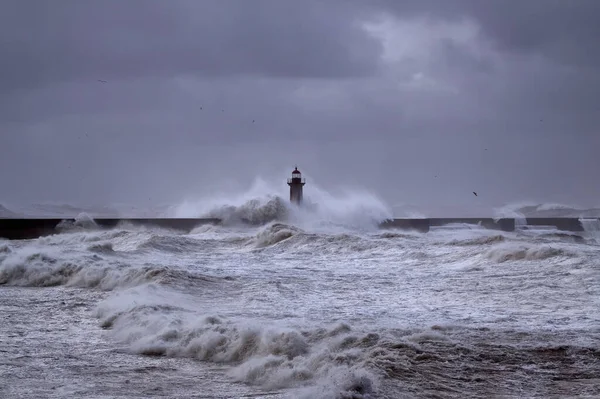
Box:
[287,166,306,205]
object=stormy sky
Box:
[1,0,599,216]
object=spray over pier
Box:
[0,167,597,239]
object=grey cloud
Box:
[373,0,600,68]
[0,0,381,92]
[362,1,600,137]
[462,0,600,68]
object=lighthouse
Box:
[287,166,306,205]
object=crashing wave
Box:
[484,244,572,263]
[167,176,392,230]
[95,293,380,398]
[252,223,301,248]
[203,196,290,226]
[56,212,99,231]
[0,245,223,290]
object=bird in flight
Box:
[97,79,107,83]
[473,191,478,196]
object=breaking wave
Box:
[56,212,99,231]
[200,196,289,226]
[0,252,156,289]
[579,218,600,242]
[167,177,392,230]
[96,286,381,398]
[252,223,301,248]
[484,243,572,263]
[0,243,224,290]
[448,234,506,246]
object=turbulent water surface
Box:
[1,196,599,398]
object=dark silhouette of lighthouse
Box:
[287,166,306,205]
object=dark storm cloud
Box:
[0,0,381,92]
[460,0,600,68]
[373,0,600,68]
[363,0,600,136]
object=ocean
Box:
[1,188,599,398]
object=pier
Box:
[0,218,220,240]
[0,217,596,240]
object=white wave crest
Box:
[95,288,381,398]
[167,176,392,231]
[0,246,171,290]
[55,212,99,231]
[484,244,572,263]
[252,223,301,248]
[579,218,600,242]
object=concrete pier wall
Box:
[524,218,586,232]
[378,219,430,233]
[0,218,221,240]
[428,218,516,232]
[0,217,596,240]
[377,218,516,233]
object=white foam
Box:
[95,287,381,397]
[166,175,392,232]
[579,218,600,242]
[484,243,572,263]
[0,243,170,289]
[493,202,530,227]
